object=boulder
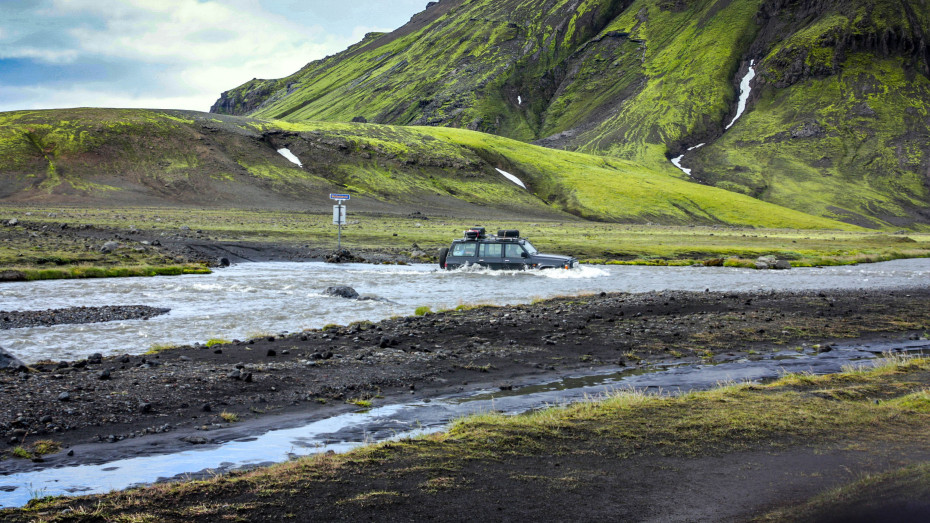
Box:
[755,255,778,269]
[325,249,365,263]
[0,346,26,372]
[774,260,792,270]
[217,257,231,267]
[0,270,26,282]
[100,241,119,254]
[5,218,18,226]
[323,286,360,299]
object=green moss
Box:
[415,306,432,316]
[693,52,930,226]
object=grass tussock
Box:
[414,306,432,316]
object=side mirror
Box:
[521,251,528,258]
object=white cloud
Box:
[0,46,79,63]
[1,84,210,112]
[0,0,398,111]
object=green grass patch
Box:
[414,306,432,316]
[145,343,179,355]
[347,398,373,409]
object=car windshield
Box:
[522,241,538,255]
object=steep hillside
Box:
[683,1,930,228]
[212,0,930,227]
[0,108,851,229]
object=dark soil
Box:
[1,286,928,469]
[0,305,169,330]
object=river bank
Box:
[4,347,930,520]
[3,207,930,282]
[2,286,928,467]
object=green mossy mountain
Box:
[0,108,852,229]
[212,0,930,227]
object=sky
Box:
[0,0,428,113]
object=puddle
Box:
[2,338,928,508]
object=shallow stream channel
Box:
[2,259,930,507]
[2,336,929,508]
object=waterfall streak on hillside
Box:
[277,148,303,167]
[725,60,756,130]
[496,168,527,189]
[672,59,756,176]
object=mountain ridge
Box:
[0,107,856,230]
[211,0,930,228]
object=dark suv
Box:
[439,227,578,270]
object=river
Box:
[2,259,930,363]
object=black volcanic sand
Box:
[1,287,928,471]
[0,305,170,330]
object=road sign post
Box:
[330,194,350,250]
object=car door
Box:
[502,242,527,270]
[477,242,504,269]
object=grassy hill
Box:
[0,108,851,229]
[211,0,930,227]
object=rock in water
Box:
[774,260,792,270]
[323,286,360,299]
[325,249,365,264]
[0,346,26,372]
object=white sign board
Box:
[333,204,347,225]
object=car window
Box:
[504,243,524,258]
[479,243,502,257]
[452,243,477,257]
[522,241,538,255]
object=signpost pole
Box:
[330,193,350,251]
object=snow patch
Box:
[277,148,303,167]
[495,168,527,189]
[725,60,756,130]
[517,95,523,105]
